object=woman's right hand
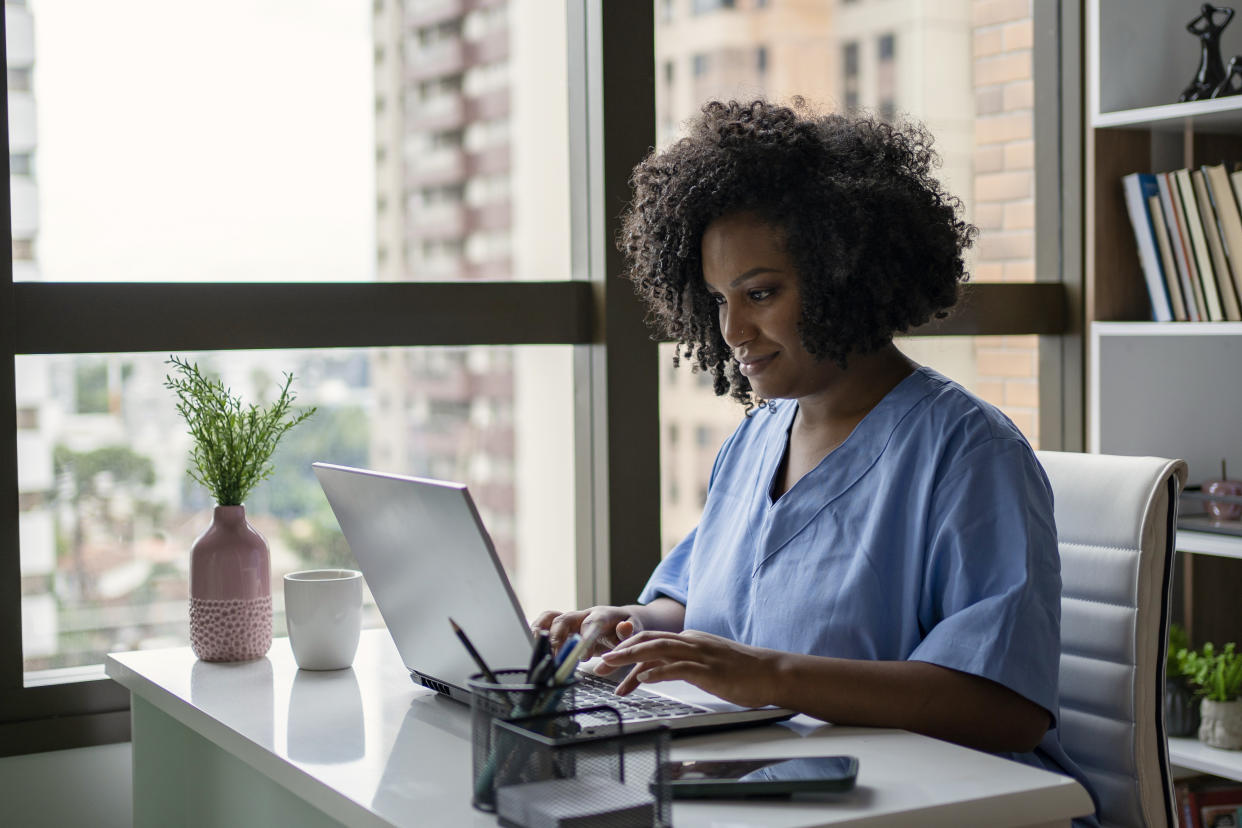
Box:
[531,606,643,657]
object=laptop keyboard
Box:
[573,671,708,720]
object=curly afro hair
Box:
[618,99,976,408]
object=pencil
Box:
[449,617,499,685]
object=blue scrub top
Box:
[639,366,1099,826]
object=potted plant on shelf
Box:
[1165,623,1200,738]
[165,356,315,662]
[1184,641,1242,749]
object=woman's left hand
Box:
[599,629,781,708]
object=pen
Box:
[448,617,499,685]
[552,624,603,686]
[554,634,581,668]
[526,629,550,682]
[528,652,556,687]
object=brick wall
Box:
[971,0,1040,445]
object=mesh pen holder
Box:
[468,669,580,811]
[489,705,672,828]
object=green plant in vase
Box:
[1165,623,1200,737]
[165,356,316,662]
[1168,623,1189,675]
[1183,641,1242,749]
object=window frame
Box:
[0,0,1077,756]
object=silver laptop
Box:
[312,462,793,734]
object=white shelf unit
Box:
[1177,530,1242,560]
[1087,0,1242,786]
[1169,737,1242,781]
[1090,1,1242,128]
[1094,97,1242,134]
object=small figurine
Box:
[1180,3,1235,102]
[1213,54,1242,96]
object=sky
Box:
[28,0,375,282]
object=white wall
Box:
[0,742,132,828]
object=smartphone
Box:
[662,755,859,799]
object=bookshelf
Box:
[1087,1,1242,783]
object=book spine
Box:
[1149,193,1188,320]
[1121,173,1172,321]
[1176,168,1225,321]
[1204,163,1242,317]
[1227,165,1242,309]
[1160,171,1204,321]
[1193,168,1242,321]
[1177,781,1195,828]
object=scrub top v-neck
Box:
[637,365,1100,825]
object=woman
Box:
[534,99,1098,824]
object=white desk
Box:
[106,629,1093,828]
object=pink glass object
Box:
[1205,479,1242,521]
[189,505,273,661]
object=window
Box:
[756,45,767,75]
[0,0,650,757]
[10,151,31,175]
[877,32,896,122]
[878,32,895,61]
[692,53,709,77]
[842,41,860,111]
[17,345,575,676]
[418,20,463,48]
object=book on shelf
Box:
[1202,802,1242,828]
[1227,165,1242,301]
[1176,776,1242,828]
[1149,193,1188,320]
[1129,164,1242,323]
[1193,168,1242,321]
[1159,171,1206,321]
[1204,163,1242,315]
[1176,168,1226,321]
[1121,173,1173,321]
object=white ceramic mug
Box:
[284,569,363,670]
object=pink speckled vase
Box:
[189,505,272,662]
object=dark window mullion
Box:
[1,5,20,700]
[14,281,594,354]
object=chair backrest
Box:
[1036,451,1187,828]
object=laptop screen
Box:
[312,463,532,694]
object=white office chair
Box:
[1037,451,1188,828]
